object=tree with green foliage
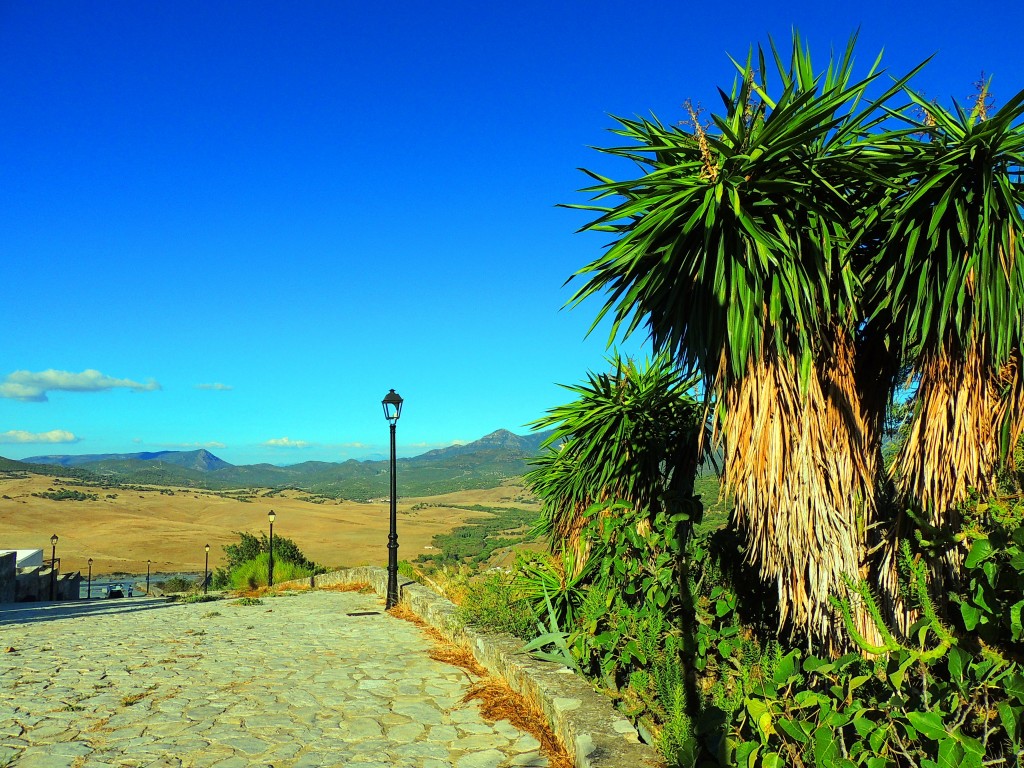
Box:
[566,30,1024,645]
[214,530,321,589]
[222,530,317,571]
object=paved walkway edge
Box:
[278,567,664,768]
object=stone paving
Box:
[0,590,549,768]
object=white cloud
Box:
[0,429,81,444]
[196,383,233,391]
[0,369,161,402]
[264,437,312,448]
[341,441,370,449]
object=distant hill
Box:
[25,448,231,472]
[7,429,554,500]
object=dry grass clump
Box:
[429,639,488,677]
[386,602,424,624]
[462,679,573,768]
[277,581,312,591]
[387,602,573,768]
[318,581,373,593]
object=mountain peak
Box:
[14,428,552,499]
[23,448,232,472]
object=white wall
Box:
[0,549,44,567]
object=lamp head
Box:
[51,534,58,547]
[382,389,404,423]
[88,558,93,566]
[268,510,276,524]
[205,544,210,553]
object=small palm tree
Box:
[525,353,706,572]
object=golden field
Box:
[0,471,539,577]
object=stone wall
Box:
[278,566,663,768]
[15,566,45,601]
[0,552,15,604]
[56,572,82,601]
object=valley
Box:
[0,470,540,578]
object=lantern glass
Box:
[382,389,404,422]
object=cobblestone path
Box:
[0,590,547,768]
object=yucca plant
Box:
[525,352,706,574]
[566,32,920,645]
[874,83,1024,584]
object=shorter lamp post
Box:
[203,544,210,595]
[50,534,58,601]
[146,560,151,595]
[87,558,93,600]
[268,510,276,588]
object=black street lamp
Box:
[87,558,93,600]
[146,559,151,595]
[267,510,276,588]
[203,544,210,595]
[49,534,58,601]
[382,388,404,609]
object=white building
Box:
[0,549,44,567]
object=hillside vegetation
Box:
[6,429,551,500]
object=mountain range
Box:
[5,429,554,500]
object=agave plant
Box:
[566,33,922,645]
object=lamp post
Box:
[267,510,276,588]
[49,534,58,601]
[146,560,151,595]
[203,544,210,595]
[382,389,404,609]
[87,558,93,600]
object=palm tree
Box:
[873,83,1024,585]
[566,33,919,645]
[525,353,705,571]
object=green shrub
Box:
[222,531,319,572]
[233,597,263,606]
[160,576,198,593]
[457,571,536,639]
[397,560,420,582]
[32,489,98,502]
[177,593,220,604]
[227,553,312,590]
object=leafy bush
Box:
[227,552,312,590]
[32,489,98,502]
[727,529,1024,768]
[222,530,319,572]
[159,575,198,593]
[457,571,536,639]
[397,560,419,581]
[212,530,323,590]
[504,506,1024,767]
[180,593,220,606]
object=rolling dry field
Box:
[0,471,539,577]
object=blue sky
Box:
[2,1,1022,465]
